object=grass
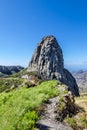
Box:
[9,68,27,78]
[65,111,87,130]
[80,116,87,128]
[9,69,38,78]
[0,72,8,77]
[75,94,87,129]
[0,78,24,93]
[64,93,87,129]
[76,95,87,100]
[0,80,61,130]
[65,115,77,129]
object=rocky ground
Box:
[37,96,73,130]
[36,93,87,130]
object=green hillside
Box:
[0,80,60,130]
[0,78,24,93]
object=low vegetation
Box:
[65,115,77,129]
[0,70,42,93]
[10,68,38,78]
[9,68,27,78]
[0,74,87,130]
[64,93,87,130]
[0,80,61,130]
[55,90,77,122]
[0,78,24,93]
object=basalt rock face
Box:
[28,36,79,96]
[28,36,64,79]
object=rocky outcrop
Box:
[0,65,24,77]
[28,36,79,96]
[55,92,76,122]
[37,96,73,130]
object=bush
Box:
[65,115,77,128]
[80,116,87,128]
[0,80,59,130]
[16,111,38,130]
[0,78,24,93]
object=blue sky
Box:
[0,0,87,70]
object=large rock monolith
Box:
[28,36,79,96]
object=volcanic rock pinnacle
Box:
[28,36,79,96]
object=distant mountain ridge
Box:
[72,70,87,93]
[0,65,24,77]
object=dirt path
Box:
[36,96,73,130]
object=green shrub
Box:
[0,78,24,93]
[0,80,60,130]
[59,102,66,111]
[16,111,38,130]
[80,116,87,128]
[65,115,77,128]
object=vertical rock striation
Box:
[28,36,79,96]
